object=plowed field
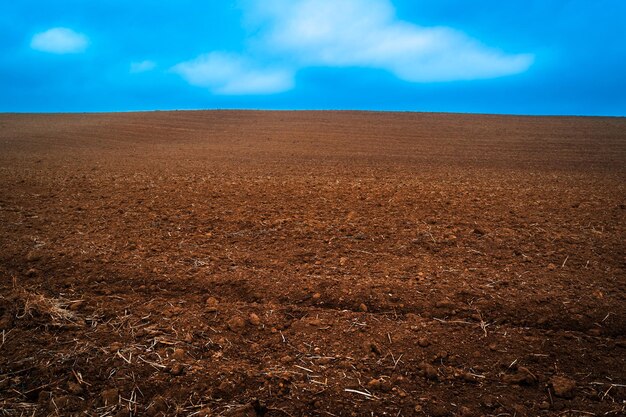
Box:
[0,111,625,416]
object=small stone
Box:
[550,375,576,398]
[418,337,430,347]
[249,313,261,326]
[227,316,246,332]
[101,388,119,406]
[547,263,556,271]
[206,297,219,312]
[359,303,368,312]
[539,401,550,410]
[312,292,321,300]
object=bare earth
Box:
[0,111,625,417]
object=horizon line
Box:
[1,108,624,119]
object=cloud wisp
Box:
[172,52,294,95]
[174,0,534,94]
[31,27,89,54]
[130,60,157,73]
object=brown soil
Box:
[0,110,625,416]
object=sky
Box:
[1,0,625,116]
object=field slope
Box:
[1,111,625,416]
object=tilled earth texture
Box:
[0,111,625,417]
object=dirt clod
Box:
[367,378,382,390]
[458,406,474,417]
[503,366,537,386]
[26,251,41,262]
[206,297,219,312]
[279,355,294,364]
[172,348,186,361]
[418,337,430,347]
[249,313,261,326]
[227,316,246,332]
[101,388,119,406]
[462,372,478,383]
[550,375,577,398]
[168,363,185,376]
[419,362,439,380]
[67,381,83,395]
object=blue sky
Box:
[1,0,625,115]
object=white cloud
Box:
[172,52,293,95]
[174,0,533,94]
[253,0,533,82]
[30,27,89,54]
[130,60,157,73]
